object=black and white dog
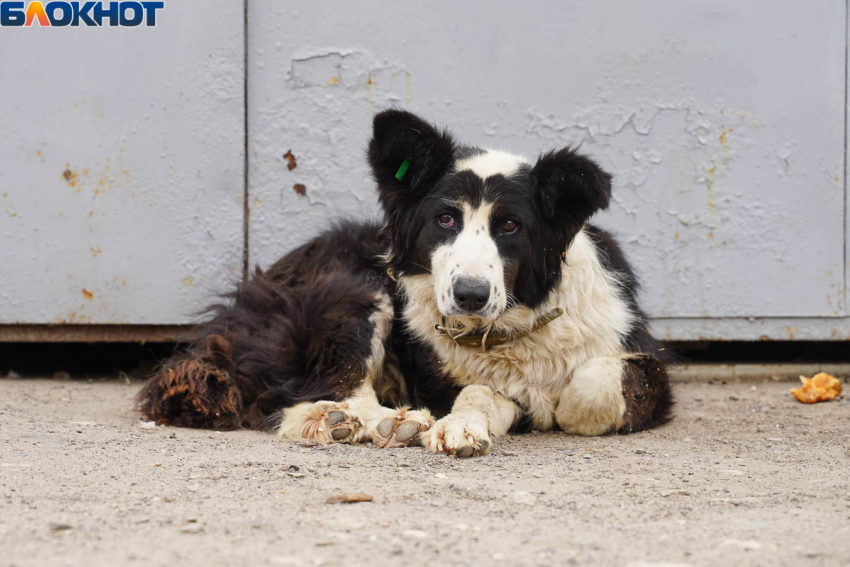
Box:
[137,109,672,457]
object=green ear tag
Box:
[395,157,411,181]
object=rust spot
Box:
[674,232,679,240]
[81,289,94,300]
[706,232,714,238]
[36,150,45,163]
[91,246,101,258]
[293,183,307,196]
[63,168,79,188]
[181,277,195,286]
[719,127,732,149]
[283,150,297,171]
[88,211,94,219]
[326,76,340,86]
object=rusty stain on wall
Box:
[81,289,94,300]
[293,183,307,196]
[283,150,297,170]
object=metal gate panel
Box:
[247,0,846,329]
[0,1,245,325]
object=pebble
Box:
[509,491,537,506]
[626,562,693,567]
[49,521,73,532]
[721,539,762,551]
[180,524,203,534]
[252,516,263,529]
[139,421,156,430]
[402,529,428,539]
[563,450,575,456]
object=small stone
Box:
[721,539,761,551]
[181,524,203,534]
[563,450,575,456]
[325,493,373,504]
[251,516,262,529]
[49,521,72,532]
[402,529,428,539]
[660,490,691,497]
[509,491,537,506]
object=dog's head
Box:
[368,109,611,321]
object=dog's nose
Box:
[452,278,490,312]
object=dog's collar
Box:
[435,307,564,351]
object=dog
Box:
[137,109,673,457]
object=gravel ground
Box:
[0,377,848,567]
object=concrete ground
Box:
[0,377,848,567]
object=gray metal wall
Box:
[1,1,848,341]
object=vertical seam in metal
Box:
[242,0,250,282]
[841,0,850,315]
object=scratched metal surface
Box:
[0,1,244,325]
[247,0,848,340]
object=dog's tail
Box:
[136,334,247,430]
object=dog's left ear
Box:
[367,109,456,211]
[531,147,612,232]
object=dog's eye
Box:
[438,214,455,228]
[502,220,518,234]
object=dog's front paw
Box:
[421,412,491,458]
[368,407,434,448]
[277,401,363,444]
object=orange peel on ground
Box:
[790,372,842,404]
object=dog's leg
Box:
[277,292,433,446]
[555,354,672,436]
[421,385,521,458]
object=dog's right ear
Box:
[367,109,456,211]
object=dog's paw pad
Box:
[327,411,347,426]
[371,409,434,448]
[376,417,395,438]
[395,421,422,443]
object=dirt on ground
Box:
[0,377,848,567]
